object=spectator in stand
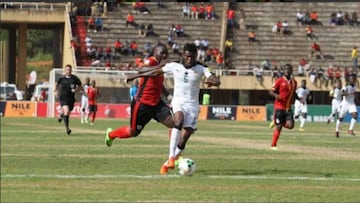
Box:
[344,12,351,26]
[216,52,224,70]
[175,24,184,38]
[303,10,311,25]
[204,48,212,63]
[138,23,146,37]
[84,35,92,48]
[305,25,318,40]
[168,24,176,38]
[282,20,290,35]
[316,67,326,87]
[351,46,358,69]
[261,59,272,71]
[123,40,131,56]
[327,64,335,87]
[198,2,205,19]
[182,3,190,18]
[238,7,246,30]
[104,59,112,71]
[130,41,138,56]
[88,16,95,33]
[126,12,135,28]
[87,46,96,59]
[334,67,342,81]
[310,42,324,59]
[348,67,360,88]
[330,12,337,26]
[114,40,123,57]
[95,46,104,61]
[95,16,103,32]
[104,46,112,61]
[271,23,278,35]
[194,38,201,50]
[227,8,236,28]
[253,65,264,85]
[144,42,152,58]
[296,10,305,26]
[211,47,220,63]
[308,67,317,85]
[205,3,214,20]
[146,23,154,37]
[310,11,321,26]
[248,31,258,44]
[190,3,198,20]
[134,54,143,68]
[298,58,307,76]
[275,20,282,36]
[225,38,233,52]
[336,10,344,25]
[133,2,149,14]
[350,11,358,26]
[172,42,181,56]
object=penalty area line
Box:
[2,174,360,182]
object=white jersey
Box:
[332,88,342,102]
[341,84,356,104]
[339,84,357,117]
[330,87,342,115]
[81,84,90,110]
[296,87,310,104]
[162,62,212,109]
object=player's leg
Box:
[348,105,357,136]
[63,101,74,135]
[271,109,283,149]
[80,97,86,123]
[328,100,336,124]
[299,105,308,131]
[336,104,347,137]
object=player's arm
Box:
[269,81,280,100]
[126,68,164,83]
[162,85,173,101]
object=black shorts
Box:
[89,105,97,112]
[60,97,75,112]
[273,109,294,126]
[130,99,171,136]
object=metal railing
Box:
[1,2,67,10]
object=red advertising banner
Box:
[54,102,131,119]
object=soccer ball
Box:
[177,158,196,176]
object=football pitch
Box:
[1,117,360,202]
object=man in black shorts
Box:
[54,64,82,135]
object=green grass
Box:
[1,117,360,202]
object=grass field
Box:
[1,117,360,202]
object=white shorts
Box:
[331,99,341,115]
[81,96,89,111]
[294,99,308,116]
[171,102,199,130]
[338,102,357,118]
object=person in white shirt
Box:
[327,79,342,124]
[336,76,357,137]
[81,77,90,124]
[296,10,305,26]
[294,79,311,131]
[129,43,220,174]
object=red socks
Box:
[271,129,280,147]
[109,126,132,139]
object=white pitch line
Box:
[2,174,360,182]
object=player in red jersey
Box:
[105,43,174,146]
[269,64,297,150]
[87,80,100,125]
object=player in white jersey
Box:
[327,79,342,124]
[294,79,311,131]
[80,77,90,124]
[336,76,358,137]
[130,43,220,174]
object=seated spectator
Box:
[134,2,149,14]
[298,58,307,76]
[216,52,224,70]
[175,24,184,38]
[198,3,206,19]
[104,59,112,71]
[334,66,342,81]
[139,23,146,37]
[336,10,344,25]
[350,11,358,26]
[226,8,235,28]
[344,12,351,26]
[146,23,154,37]
[122,40,131,56]
[167,34,174,48]
[104,46,113,61]
[95,47,104,61]
[168,24,176,38]
[310,42,324,59]
[308,67,317,85]
[253,65,264,84]
[248,31,256,43]
[182,3,190,18]
[200,38,209,51]
[190,4,199,20]
[87,46,96,58]
[204,48,212,63]
[143,42,152,58]
[305,25,318,40]
[330,12,337,26]
[211,47,220,63]
[194,38,201,50]
[91,58,101,68]
[130,41,138,56]
[261,59,271,70]
[114,40,123,56]
[310,11,321,25]
[282,20,290,35]
[134,54,144,68]
[172,42,181,56]
[303,10,311,25]
[271,23,277,35]
[126,12,135,28]
[84,35,92,48]
[205,3,214,20]
[276,21,282,36]
[95,17,103,32]
[327,64,335,86]
[316,67,326,87]
[87,16,95,33]
[296,10,305,26]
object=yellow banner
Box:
[236,106,266,121]
[5,101,36,117]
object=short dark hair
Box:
[183,43,197,54]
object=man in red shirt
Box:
[105,43,174,146]
[87,80,100,125]
[310,42,323,59]
[269,64,297,150]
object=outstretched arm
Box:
[126,67,164,83]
